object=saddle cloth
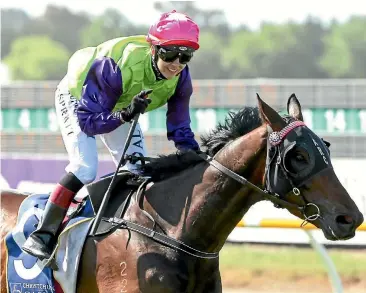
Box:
[5,193,94,293]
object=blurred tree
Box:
[222,20,329,78]
[258,19,328,78]
[154,1,202,24]
[1,6,90,58]
[188,30,227,79]
[222,23,298,78]
[40,5,90,52]
[1,9,31,58]
[4,36,70,80]
[279,17,328,78]
[255,22,298,78]
[2,3,366,79]
[320,16,366,77]
[80,9,148,47]
[154,1,230,40]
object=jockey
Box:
[22,10,200,260]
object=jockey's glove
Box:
[176,147,201,156]
[120,89,153,122]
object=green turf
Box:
[219,243,366,278]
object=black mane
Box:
[201,107,262,156]
[139,107,262,181]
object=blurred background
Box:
[1,1,366,292]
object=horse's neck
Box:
[182,125,268,251]
[217,125,268,174]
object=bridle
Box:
[264,121,321,224]
[111,120,334,259]
[197,120,332,226]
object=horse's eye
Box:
[293,149,310,163]
[284,148,310,174]
[295,154,305,161]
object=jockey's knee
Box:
[71,165,97,185]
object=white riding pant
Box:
[55,77,147,185]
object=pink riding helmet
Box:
[146,10,200,50]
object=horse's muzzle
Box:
[319,211,363,240]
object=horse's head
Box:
[257,93,363,240]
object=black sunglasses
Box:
[156,46,194,64]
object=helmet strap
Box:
[151,46,166,80]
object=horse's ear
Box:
[287,93,304,121]
[257,93,286,131]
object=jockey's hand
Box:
[121,89,153,122]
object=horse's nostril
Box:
[336,215,353,225]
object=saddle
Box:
[5,171,155,293]
[70,170,150,238]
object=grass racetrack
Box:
[220,243,366,293]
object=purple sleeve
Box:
[76,57,123,136]
[166,66,199,151]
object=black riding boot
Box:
[22,201,67,260]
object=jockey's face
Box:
[152,45,193,79]
[157,57,186,79]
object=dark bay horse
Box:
[1,94,363,293]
